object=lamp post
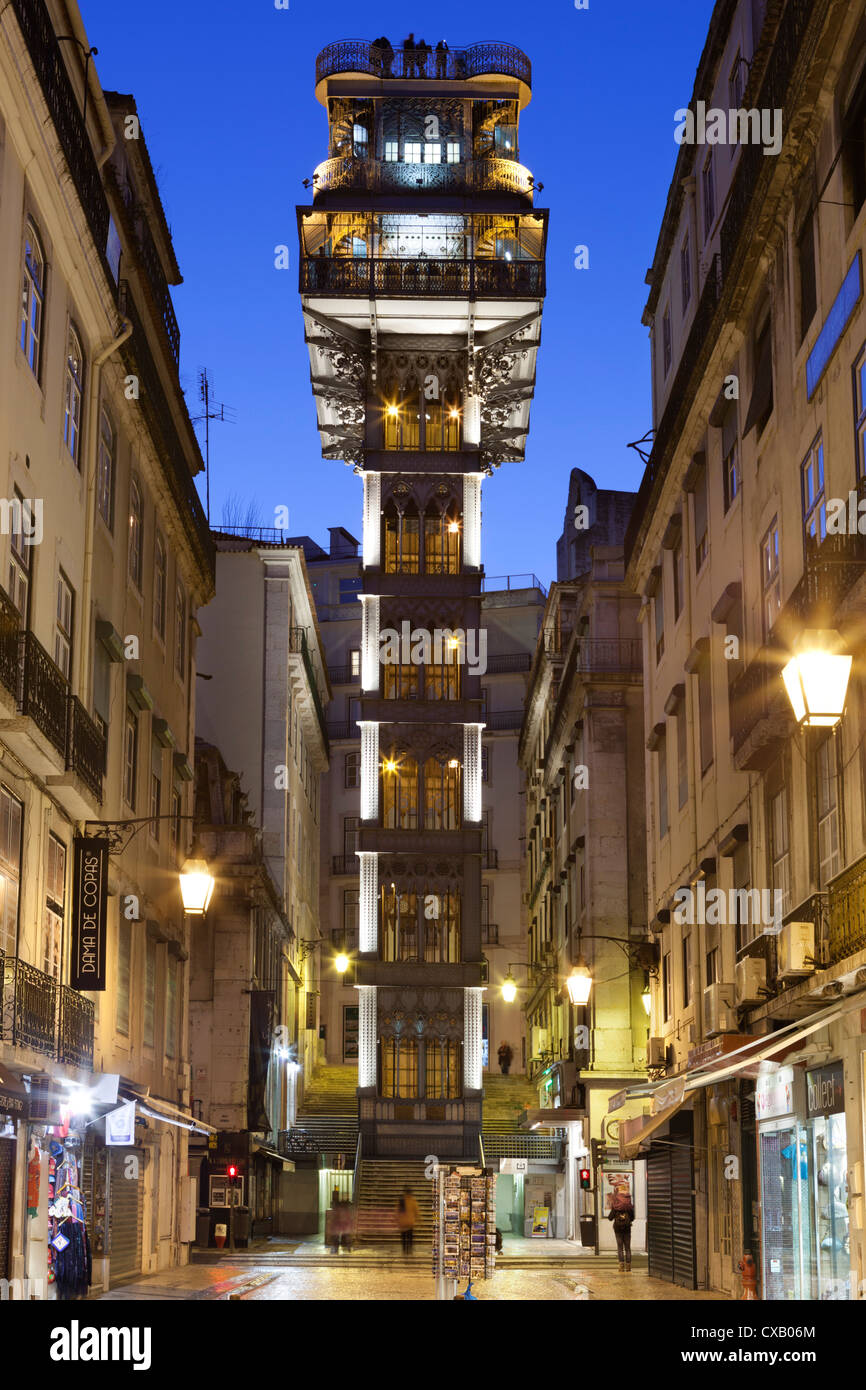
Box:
[84,817,215,913]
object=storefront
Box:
[0,1065,29,1285]
[756,1059,850,1301]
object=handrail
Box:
[316,38,531,87]
[478,1132,486,1171]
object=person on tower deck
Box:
[396,1185,420,1255]
[435,40,449,79]
[402,34,416,78]
[607,1190,635,1272]
[416,39,431,75]
[380,36,394,76]
[370,37,385,76]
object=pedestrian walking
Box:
[607,1190,635,1271]
[396,1184,420,1255]
[497,1040,513,1075]
[435,40,449,79]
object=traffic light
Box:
[579,1168,591,1191]
[227,1164,238,1180]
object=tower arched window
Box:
[381,888,419,961]
[383,502,420,573]
[423,891,461,963]
[383,388,420,451]
[20,221,45,377]
[424,503,461,574]
[63,325,85,466]
[382,755,418,829]
[423,756,461,830]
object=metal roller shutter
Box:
[670,1131,697,1289]
[0,1138,13,1282]
[646,1143,673,1282]
[109,1148,143,1281]
[646,1114,697,1290]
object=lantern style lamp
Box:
[782,629,852,728]
[641,977,652,1016]
[179,852,215,915]
[501,970,518,1004]
[566,959,593,1006]
[335,952,350,975]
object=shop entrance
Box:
[342,1005,359,1062]
[0,1136,13,1282]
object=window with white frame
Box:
[97,409,115,528]
[345,751,361,789]
[124,705,138,809]
[385,141,399,162]
[816,735,841,886]
[20,221,45,377]
[9,489,31,621]
[404,141,422,162]
[153,531,167,639]
[761,519,781,638]
[174,581,187,679]
[446,141,461,163]
[770,785,791,915]
[43,834,66,980]
[424,142,441,164]
[54,572,73,679]
[64,326,84,466]
[722,402,739,512]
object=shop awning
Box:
[251,1141,294,1171]
[121,1087,216,1137]
[619,1077,688,1160]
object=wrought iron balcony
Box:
[1,955,57,1058]
[828,855,866,965]
[103,163,180,368]
[729,644,793,770]
[0,585,21,702]
[11,0,113,287]
[328,664,361,686]
[300,255,545,299]
[58,984,95,1067]
[316,39,531,87]
[332,855,358,875]
[19,630,69,757]
[289,627,329,757]
[574,638,643,675]
[312,155,534,200]
[484,710,523,731]
[485,653,531,675]
[66,697,106,804]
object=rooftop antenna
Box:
[192,369,235,522]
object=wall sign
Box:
[806,1062,845,1118]
[71,837,110,991]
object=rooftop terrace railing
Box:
[316,39,531,87]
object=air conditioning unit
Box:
[778,920,816,980]
[704,982,736,1037]
[647,1037,666,1068]
[736,956,767,1006]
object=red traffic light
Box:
[227,1164,238,1180]
[579,1169,591,1190]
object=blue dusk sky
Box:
[80,0,715,585]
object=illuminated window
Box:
[423,892,461,963]
[404,142,422,162]
[0,787,22,957]
[382,756,418,829]
[383,663,420,700]
[446,142,461,164]
[424,142,441,164]
[382,1037,418,1097]
[382,889,418,961]
[423,757,460,830]
[426,1040,461,1098]
[385,141,399,162]
[383,504,421,573]
[64,326,85,465]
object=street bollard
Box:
[738,1250,758,1300]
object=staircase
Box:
[482,1073,538,1132]
[354,1159,435,1245]
[299,1063,358,1116]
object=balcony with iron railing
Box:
[828,856,866,965]
[0,954,94,1066]
[289,627,330,757]
[574,638,643,676]
[484,652,531,675]
[316,39,531,87]
[484,710,523,732]
[311,155,535,201]
[103,163,180,368]
[482,574,547,596]
[300,255,545,300]
[328,664,361,686]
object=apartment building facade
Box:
[625,0,866,1298]
[0,0,215,1296]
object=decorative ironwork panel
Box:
[359,853,378,953]
[463,473,482,568]
[58,985,95,1067]
[358,985,377,1088]
[315,39,531,86]
[19,632,68,755]
[361,595,380,692]
[463,723,483,823]
[828,856,866,964]
[464,987,483,1091]
[360,721,379,820]
[363,472,381,568]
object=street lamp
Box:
[335,952,350,975]
[501,969,518,1003]
[566,959,593,1006]
[179,853,215,915]
[641,975,652,1016]
[782,629,852,728]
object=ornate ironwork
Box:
[0,584,21,701]
[574,639,643,674]
[1,956,57,1058]
[828,857,866,964]
[19,631,69,756]
[300,256,544,299]
[484,711,523,731]
[11,0,112,284]
[104,163,180,368]
[485,653,531,675]
[290,627,330,756]
[58,985,95,1067]
[66,696,106,803]
[312,155,533,199]
[316,39,531,87]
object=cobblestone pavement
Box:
[96,1258,722,1302]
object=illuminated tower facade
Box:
[299,38,547,1157]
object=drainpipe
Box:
[78,316,133,703]
[65,2,116,169]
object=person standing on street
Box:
[396,1185,420,1255]
[498,1040,513,1075]
[607,1190,635,1271]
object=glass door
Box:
[812,1112,850,1299]
[760,1122,816,1299]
